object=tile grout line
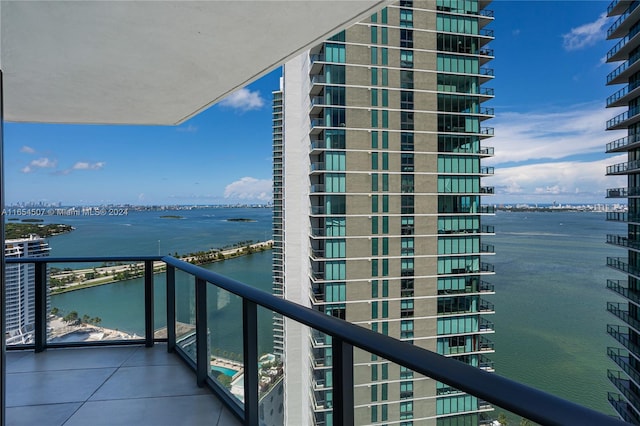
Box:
[61,346,139,426]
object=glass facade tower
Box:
[276,1,495,424]
[605,0,640,422]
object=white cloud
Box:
[489,155,626,203]
[22,157,57,173]
[72,161,105,170]
[224,177,272,201]
[486,104,625,165]
[562,13,609,51]
[219,88,265,111]
[20,145,35,154]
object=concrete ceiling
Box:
[0,1,389,125]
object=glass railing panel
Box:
[257,306,285,426]
[46,260,146,345]
[175,269,197,362]
[207,285,244,400]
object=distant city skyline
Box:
[5,1,620,206]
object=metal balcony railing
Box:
[608,301,640,331]
[606,133,640,152]
[4,255,626,426]
[607,159,640,174]
[607,1,640,37]
[606,105,640,129]
[607,49,640,84]
[607,187,629,198]
[607,234,640,250]
[607,256,640,278]
[608,279,640,304]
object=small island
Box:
[6,223,74,239]
[226,218,256,222]
[160,215,184,219]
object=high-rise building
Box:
[5,235,50,345]
[605,0,640,422]
[274,0,493,425]
[274,1,495,424]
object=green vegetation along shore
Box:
[6,222,74,239]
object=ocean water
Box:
[484,211,624,416]
[45,207,623,415]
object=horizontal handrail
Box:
[7,255,625,425]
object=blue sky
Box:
[5,1,624,205]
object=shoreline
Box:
[50,240,273,295]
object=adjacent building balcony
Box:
[608,1,640,39]
[608,302,640,331]
[608,279,640,305]
[606,134,640,152]
[607,49,640,85]
[607,159,640,175]
[608,0,634,17]
[607,234,640,250]
[607,256,640,278]
[607,187,629,198]
[607,106,640,130]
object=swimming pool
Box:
[211,366,239,377]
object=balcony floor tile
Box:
[5,344,241,426]
[63,395,230,426]
[5,402,82,426]
[89,363,211,401]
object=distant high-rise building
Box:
[605,0,640,422]
[5,235,50,344]
[274,1,496,424]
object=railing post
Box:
[144,260,154,347]
[0,69,6,426]
[195,277,207,387]
[242,300,258,426]
[34,262,48,353]
[332,337,354,426]
[166,264,176,353]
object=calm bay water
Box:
[45,207,622,415]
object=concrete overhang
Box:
[1,0,390,125]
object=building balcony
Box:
[607,256,640,278]
[607,187,629,198]
[607,49,640,85]
[607,159,640,175]
[608,302,640,331]
[479,186,494,195]
[607,80,640,107]
[607,26,640,62]
[609,391,640,424]
[606,133,640,152]
[478,146,495,157]
[2,255,627,426]
[608,279,640,305]
[607,234,640,250]
[608,0,634,17]
[608,347,640,388]
[608,369,640,410]
[609,324,640,356]
[607,105,640,130]
[608,1,640,38]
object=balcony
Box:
[606,105,640,130]
[606,159,640,174]
[6,344,239,426]
[607,49,640,85]
[479,146,495,157]
[607,256,640,278]
[607,79,640,107]
[607,1,640,39]
[607,187,629,198]
[1,255,626,426]
[608,0,634,17]
[606,133,640,152]
[607,234,640,250]
[480,186,494,195]
[608,279,640,305]
[608,301,640,331]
